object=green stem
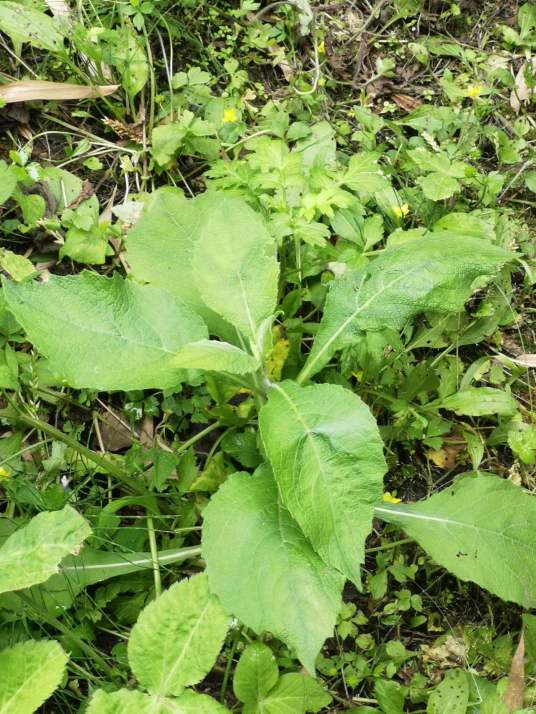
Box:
[146,516,162,598]
[365,537,414,554]
[174,421,221,456]
[220,624,243,702]
[0,407,145,496]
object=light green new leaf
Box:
[435,387,517,416]
[259,382,386,585]
[342,153,390,194]
[299,233,511,381]
[254,673,331,714]
[87,689,229,714]
[0,2,65,52]
[0,640,68,714]
[174,340,258,374]
[128,574,229,697]
[3,272,207,391]
[202,467,344,673]
[0,506,91,594]
[192,193,279,345]
[420,173,460,201]
[375,474,536,608]
[233,643,279,706]
[0,161,17,205]
[124,189,242,339]
[427,670,469,714]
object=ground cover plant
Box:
[0,0,535,712]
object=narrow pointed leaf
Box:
[0,80,118,104]
[375,474,536,608]
[87,689,229,714]
[3,272,207,391]
[174,340,258,374]
[0,506,91,594]
[128,574,229,697]
[259,381,386,585]
[299,234,512,381]
[0,640,68,714]
[202,467,344,673]
[192,193,279,343]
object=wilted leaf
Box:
[0,81,118,104]
[503,633,525,712]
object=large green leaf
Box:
[192,193,279,347]
[0,506,91,594]
[174,340,258,374]
[202,467,344,673]
[124,189,209,319]
[128,574,229,697]
[298,234,512,382]
[3,272,207,391]
[87,689,229,713]
[435,387,517,416]
[375,474,536,608]
[427,670,469,714]
[0,640,68,714]
[259,381,386,585]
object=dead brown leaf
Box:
[422,635,468,668]
[503,632,525,712]
[427,441,465,470]
[509,353,536,368]
[392,94,422,112]
[98,411,134,452]
[0,81,118,104]
[510,58,536,113]
[66,180,94,210]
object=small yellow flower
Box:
[318,40,325,54]
[0,467,11,481]
[393,203,410,219]
[383,491,402,504]
[466,84,483,99]
[222,107,239,123]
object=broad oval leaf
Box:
[192,192,279,345]
[233,642,279,706]
[0,640,68,714]
[87,688,229,714]
[174,340,258,374]
[299,234,512,382]
[202,467,344,673]
[254,673,331,714]
[0,505,91,594]
[3,272,207,391]
[375,474,536,608]
[127,573,229,697]
[427,670,469,714]
[259,381,387,585]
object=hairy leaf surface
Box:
[87,689,229,713]
[375,474,536,608]
[3,272,207,391]
[128,574,229,697]
[299,234,512,381]
[202,467,344,673]
[259,381,386,585]
[0,506,91,594]
[0,640,68,714]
